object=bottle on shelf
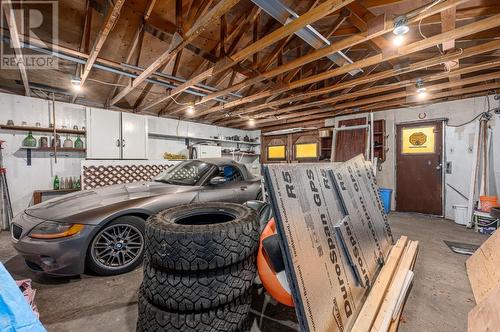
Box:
[53,175,60,190]
[68,177,73,189]
[74,136,84,149]
[23,131,37,147]
[75,177,81,190]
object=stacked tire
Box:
[137,202,260,332]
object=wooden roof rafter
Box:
[137,0,356,113]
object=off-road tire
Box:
[142,255,256,311]
[136,291,251,332]
[144,203,259,271]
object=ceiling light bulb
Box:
[70,77,82,91]
[393,15,409,36]
[393,34,405,46]
[417,91,428,99]
[417,87,427,94]
[186,105,195,115]
[248,118,255,127]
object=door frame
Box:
[394,118,447,216]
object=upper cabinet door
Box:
[86,108,121,159]
[122,112,148,159]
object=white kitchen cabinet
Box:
[86,108,121,159]
[86,108,148,159]
[122,112,148,159]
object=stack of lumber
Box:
[351,236,419,332]
[466,230,500,331]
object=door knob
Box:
[436,163,442,170]
[240,186,247,191]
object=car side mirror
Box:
[210,176,227,185]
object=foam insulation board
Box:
[264,155,393,332]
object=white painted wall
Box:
[0,93,86,215]
[326,95,500,220]
[0,93,260,216]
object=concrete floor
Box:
[0,212,488,332]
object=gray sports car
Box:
[11,159,262,276]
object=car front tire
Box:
[86,215,145,276]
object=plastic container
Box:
[479,196,498,213]
[378,188,393,214]
[452,204,468,225]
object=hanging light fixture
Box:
[248,118,255,127]
[186,103,195,115]
[415,78,427,99]
[70,77,82,91]
[392,15,409,46]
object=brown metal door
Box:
[396,121,443,215]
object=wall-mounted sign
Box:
[402,126,435,154]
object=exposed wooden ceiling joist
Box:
[137,0,356,112]
[109,0,242,105]
[2,1,30,96]
[191,0,470,118]
[194,10,500,120]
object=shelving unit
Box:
[149,132,261,162]
[373,120,387,162]
[0,125,87,165]
[21,147,86,153]
[148,132,260,145]
[0,125,86,135]
[319,128,333,161]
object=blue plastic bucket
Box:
[378,188,393,214]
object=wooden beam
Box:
[244,81,500,129]
[137,0,355,112]
[78,0,126,88]
[107,0,157,104]
[220,60,500,126]
[110,0,242,105]
[2,1,30,96]
[193,0,470,116]
[195,9,499,118]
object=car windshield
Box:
[154,160,213,186]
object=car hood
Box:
[25,181,197,221]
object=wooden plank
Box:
[241,81,500,129]
[79,0,126,86]
[110,0,242,105]
[192,0,469,114]
[222,70,500,126]
[2,1,30,96]
[466,230,500,303]
[371,241,419,332]
[351,236,408,332]
[194,5,496,118]
[137,0,355,111]
[468,284,500,332]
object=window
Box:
[154,160,212,186]
[401,126,436,154]
[217,165,243,182]
[295,143,318,159]
[268,145,286,160]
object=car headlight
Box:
[29,221,85,239]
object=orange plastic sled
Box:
[257,218,294,307]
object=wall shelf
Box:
[149,132,260,145]
[20,146,86,166]
[21,147,86,152]
[1,125,86,135]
